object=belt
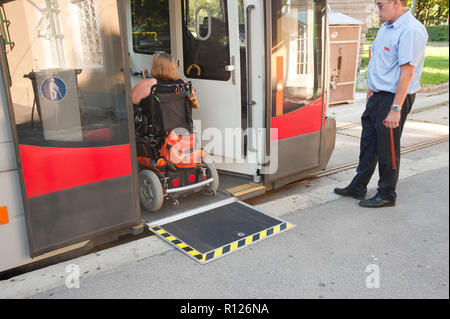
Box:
[373,91,416,98]
[373,91,395,95]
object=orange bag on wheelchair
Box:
[160,130,205,169]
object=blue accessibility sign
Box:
[40,77,67,103]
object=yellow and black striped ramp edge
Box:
[149,201,295,264]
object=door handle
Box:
[226,56,236,85]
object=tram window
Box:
[238,0,245,44]
[5,0,131,148]
[182,0,231,81]
[271,0,325,117]
[131,0,171,55]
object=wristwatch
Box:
[391,104,402,111]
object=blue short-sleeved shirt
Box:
[367,11,428,94]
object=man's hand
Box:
[366,88,373,104]
[383,110,401,128]
[383,64,414,129]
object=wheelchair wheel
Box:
[139,170,164,212]
[204,159,219,195]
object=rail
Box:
[313,135,449,179]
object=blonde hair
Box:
[151,53,179,82]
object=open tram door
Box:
[264,0,335,189]
[127,0,258,179]
[126,0,335,195]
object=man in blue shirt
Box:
[334,0,428,207]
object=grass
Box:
[358,42,449,88]
[360,42,371,71]
[420,46,449,86]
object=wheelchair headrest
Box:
[151,81,192,95]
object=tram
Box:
[0,0,335,272]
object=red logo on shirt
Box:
[384,46,390,52]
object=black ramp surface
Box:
[161,202,283,254]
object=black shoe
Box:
[334,187,366,200]
[359,194,396,208]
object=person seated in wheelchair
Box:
[132,53,218,212]
[132,53,199,109]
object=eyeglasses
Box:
[375,1,392,9]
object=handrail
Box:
[195,6,211,41]
[0,5,15,51]
[0,36,12,87]
[246,5,256,152]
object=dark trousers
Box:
[348,92,416,201]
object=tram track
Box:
[313,135,449,179]
[336,123,362,131]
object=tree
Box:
[413,0,449,25]
[410,0,417,14]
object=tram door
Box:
[178,0,245,162]
[0,0,139,257]
[266,0,333,188]
[128,0,248,164]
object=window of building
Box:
[74,0,103,66]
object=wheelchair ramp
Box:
[147,200,295,264]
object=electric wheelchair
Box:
[134,81,219,212]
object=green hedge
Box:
[365,25,449,42]
[426,25,449,42]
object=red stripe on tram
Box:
[271,98,323,141]
[19,144,133,198]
